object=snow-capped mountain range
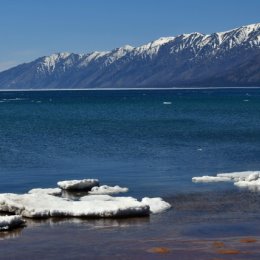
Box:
[0,23,259,89]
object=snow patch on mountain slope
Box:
[133,37,175,58]
[103,45,134,65]
[39,52,72,72]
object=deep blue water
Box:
[0,89,260,198]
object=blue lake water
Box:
[0,89,260,196]
[1,88,260,259]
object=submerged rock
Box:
[147,247,171,254]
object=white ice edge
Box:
[28,188,62,196]
[89,185,128,195]
[0,215,25,231]
[192,176,231,183]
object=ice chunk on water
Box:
[233,173,260,191]
[217,171,260,182]
[89,185,128,195]
[245,172,260,182]
[0,193,171,218]
[193,171,260,191]
[57,179,99,190]
[0,215,25,231]
[192,176,231,183]
[0,179,171,218]
[141,197,171,214]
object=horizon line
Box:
[0,86,259,92]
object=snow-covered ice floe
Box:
[57,179,99,190]
[0,215,25,231]
[0,193,170,218]
[0,193,150,218]
[0,179,171,219]
[89,185,128,195]
[192,171,260,191]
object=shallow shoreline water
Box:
[1,213,260,259]
[1,189,260,259]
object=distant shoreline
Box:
[0,86,260,92]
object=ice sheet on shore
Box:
[193,171,260,191]
[0,178,171,218]
[89,185,128,195]
[0,215,25,231]
[0,193,150,218]
[57,179,99,190]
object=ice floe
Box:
[193,171,260,191]
[57,179,99,190]
[192,176,231,183]
[89,185,128,195]
[0,179,171,219]
[0,215,25,231]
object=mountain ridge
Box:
[0,23,259,89]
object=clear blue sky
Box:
[0,0,259,71]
